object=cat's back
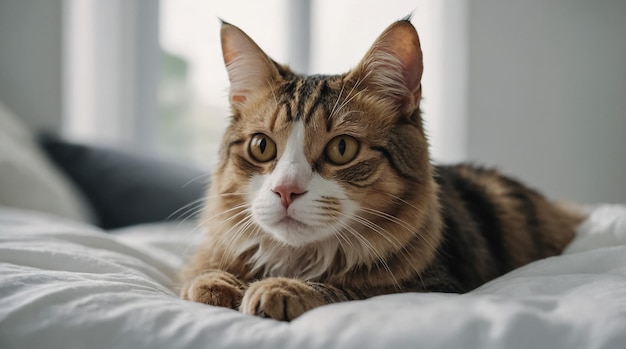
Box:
[430,164,585,292]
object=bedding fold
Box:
[1,205,625,349]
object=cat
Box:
[180,18,585,321]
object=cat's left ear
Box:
[221,21,280,111]
[349,19,423,114]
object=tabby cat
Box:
[180,19,585,321]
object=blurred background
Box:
[0,0,624,204]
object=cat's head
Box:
[209,19,437,255]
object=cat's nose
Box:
[272,185,307,208]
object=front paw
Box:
[181,270,246,309]
[239,277,326,321]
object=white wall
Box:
[63,0,160,150]
[0,0,63,134]
[1,0,623,204]
[467,0,626,204]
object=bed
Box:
[1,204,625,349]
[1,101,625,348]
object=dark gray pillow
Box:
[39,135,209,229]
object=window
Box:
[158,0,289,166]
[65,0,468,167]
[63,0,159,150]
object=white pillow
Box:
[0,101,95,223]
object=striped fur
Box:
[181,19,585,321]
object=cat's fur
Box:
[180,19,585,321]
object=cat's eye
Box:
[249,134,277,162]
[325,135,359,165]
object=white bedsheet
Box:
[1,205,625,349]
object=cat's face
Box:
[210,20,432,250]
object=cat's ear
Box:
[221,21,279,110]
[349,19,423,114]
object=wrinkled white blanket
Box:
[1,205,625,349]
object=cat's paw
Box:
[239,277,326,321]
[181,270,246,309]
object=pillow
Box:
[39,135,208,229]
[0,101,95,223]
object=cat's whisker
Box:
[354,211,430,267]
[363,190,432,235]
[177,202,213,227]
[360,207,417,236]
[186,204,250,228]
[314,202,406,256]
[334,220,377,259]
[168,201,209,254]
[333,230,352,252]
[226,215,260,266]
[339,212,406,251]
[334,219,401,290]
[332,78,367,120]
[188,207,245,238]
[357,209,427,252]
[181,172,212,188]
[204,192,249,200]
[170,214,206,253]
[355,208,431,289]
[336,210,419,289]
[343,76,363,105]
[196,203,250,226]
[216,212,255,269]
[266,79,278,107]
[324,222,354,252]
[366,188,423,215]
[176,205,206,229]
[329,81,346,120]
[360,207,440,255]
[180,205,252,257]
[196,216,252,256]
[361,217,426,284]
[179,209,236,258]
[179,202,206,220]
[178,192,248,228]
[354,189,443,255]
[180,228,207,257]
[339,110,364,119]
[332,217,389,263]
[179,204,251,257]
[167,198,206,221]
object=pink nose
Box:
[272,185,307,208]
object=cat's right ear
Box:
[221,22,279,111]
